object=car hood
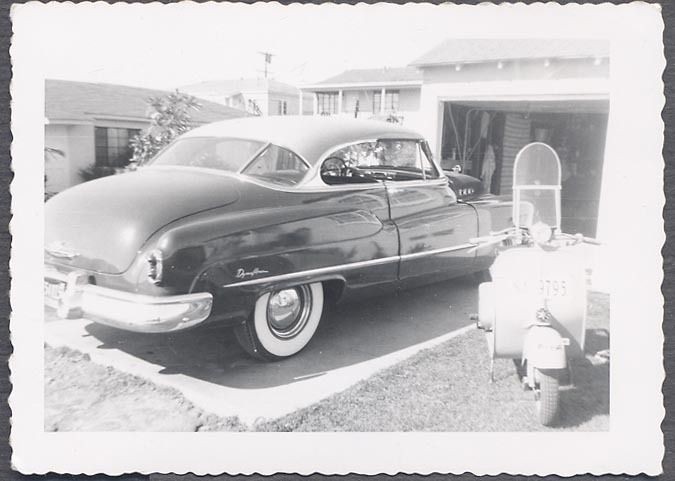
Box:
[45,168,240,274]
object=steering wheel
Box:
[321,157,349,179]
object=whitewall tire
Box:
[234,282,324,361]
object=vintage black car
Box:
[45,116,510,360]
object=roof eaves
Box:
[45,117,93,126]
[88,113,152,122]
[410,53,609,67]
[302,80,423,90]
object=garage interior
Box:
[439,99,609,237]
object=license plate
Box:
[511,278,569,298]
[539,279,568,298]
[44,280,66,306]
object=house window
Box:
[373,90,400,112]
[95,127,140,167]
[277,100,288,115]
[316,92,338,115]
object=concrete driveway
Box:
[45,277,479,424]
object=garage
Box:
[408,39,610,239]
[438,98,609,237]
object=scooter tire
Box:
[536,369,560,426]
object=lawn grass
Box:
[45,345,245,431]
[45,292,609,432]
[258,291,609,432]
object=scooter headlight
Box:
[530,222,553,245]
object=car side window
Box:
[378,139,440,181]
[244,144,308,186]
[320,139,440,185]
[320,141,383,185]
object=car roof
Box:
[182,115,424,165]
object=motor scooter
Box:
[470,142,600,426]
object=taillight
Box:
[147,249,164,285]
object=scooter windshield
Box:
[512,143,562,229]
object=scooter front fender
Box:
[523,326,568,370]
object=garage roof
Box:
[410,39,609,67]
[45,79,247,124]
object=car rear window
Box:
[243,144,309,186]
[149,137,265,172]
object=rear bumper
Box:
[44,267,213,333]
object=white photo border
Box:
[9,1,665,476]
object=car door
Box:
[310,140,400,298]
[378,139,478,287]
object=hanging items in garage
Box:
[500,113,532,196]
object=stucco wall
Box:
[45,123,97,193]
[268,92,305,116]
[398,88,421,112]
[66,124,96,187]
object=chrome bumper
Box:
[44,267,213,333]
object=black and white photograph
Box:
[8,1,665,476]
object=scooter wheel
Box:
[535,369,560,426]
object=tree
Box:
[129,90,201,167]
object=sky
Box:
[14,2,510,91]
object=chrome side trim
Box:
[223,242,474,288]
[385,177,449,190]
[224,255,399,288]
[399,243,475,261]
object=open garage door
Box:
[439,98,609,237]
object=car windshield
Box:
[149,137,266,173]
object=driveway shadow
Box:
[83,277,478,389]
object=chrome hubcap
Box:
[266,286,311,339]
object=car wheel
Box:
[234,282,324,361]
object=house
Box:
[180,78,313,117]
[301,67,422,124]
[304,39,610,239]
[44,79,247,194]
